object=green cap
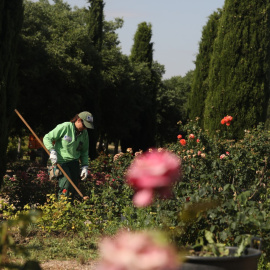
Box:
[78,111,94,129]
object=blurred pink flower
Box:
[220,154,226,159]
[37,170,49,182]
[189,134,195,139]
[135,150,143,157]
[126,150,181,207]
[97,230,179,270]
[10,176,16,182]
[127,148,133,154]
[114,152,124,162]
[133,189,154,207]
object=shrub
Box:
[2,118,270,268]
[1,161,56,209]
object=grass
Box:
[7,225,99,266]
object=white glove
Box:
[49,150,57,164]
[80,166,88,181]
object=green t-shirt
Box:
[43,122,89,166]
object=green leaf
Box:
[219,231,228,241]
[223,184,231,191]
[205,230,215,244]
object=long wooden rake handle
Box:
[14,109,84,198]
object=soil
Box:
[40,259,99,270]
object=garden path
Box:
[40,259,98,269]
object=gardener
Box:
[43,111,94,200]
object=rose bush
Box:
[2,116,270,269]
[1,161,56,208]
[93,117,270,269]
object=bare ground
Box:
[40,259,99,270]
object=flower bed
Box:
[1,117,270,268]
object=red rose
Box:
[177,134,182,139]
[189,134,195,139]
[221,115,233,125]
[179,139,187,146]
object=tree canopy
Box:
[204,0,270,138]
[0,0,23,187]
[188,10,221,126]
[17,0,96,134]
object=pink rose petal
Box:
[133,189,153,207]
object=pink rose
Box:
[97,230,179,270]
[220,154,226,159]
[189,134,195,139]
[126,150,181,207]
[133,189,154,207]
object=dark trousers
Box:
[58,160,80,200]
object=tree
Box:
[0,0,23,187]
[130,22,153,67]
[17,0,95,134]
[157,71,194,145]
[87,0,104,158]
[88,0,104,52]
[124,22,157,152]
[204,0,270,138]
[98,18,139,154]
[188,10,222,126]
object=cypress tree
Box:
[88,0,104,52]
[125,22,156,152]
[188,10,222,126]
[0,0,23,187]
[87,0,104,158]
[204,0,270,138]
[130,22,153,67]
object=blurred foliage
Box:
[0,210,42,269]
